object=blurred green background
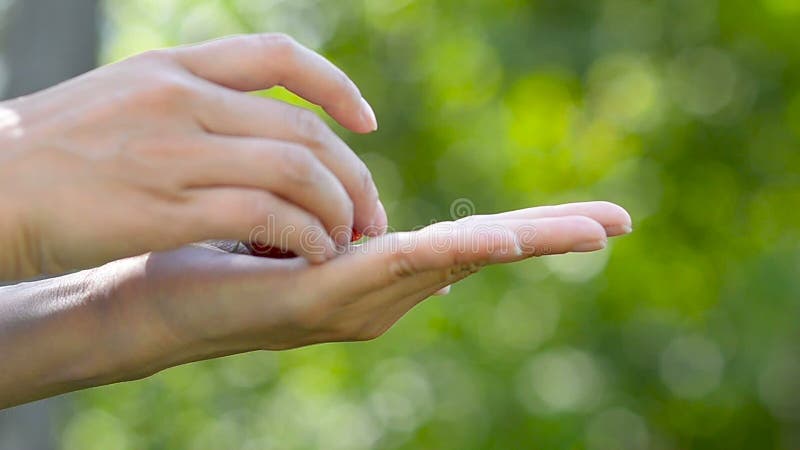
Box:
[5,0,800,448]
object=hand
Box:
[0,33,385,280]
[98,202,631,379]
[0,201,630,407]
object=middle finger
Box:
[192,85,384,238]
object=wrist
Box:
[83,256,194,383]
[91,255,235,381]
[0,254,220,408]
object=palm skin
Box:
[100,201,631,381]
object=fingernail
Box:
[360,97,378,132]
[571,239,607,253]
[605,224,633,236]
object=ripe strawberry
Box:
[247,228,363,259]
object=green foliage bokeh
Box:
[62,0,800,449]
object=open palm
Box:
[111,201,631,377]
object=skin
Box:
[0,33,385,280]
[0,33,633,410]
[0,201,631,409]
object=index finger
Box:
[315,214,612,299]
[167,33,377,133]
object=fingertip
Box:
[328,96,377,134]
[561,216,608,253]
[359,199,388,238]
[360,97,378,132]
[605,223,633,237]
[513,215,608,257]
[541,215,607,241]
[593,201,632,236]
[570,239,608,253]
[300,232,339,264]
[372,199,388,236]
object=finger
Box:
[499,215,609,256]
[179,135,355,246]
[169,33,377,133]
[320,215,608,298]
[182,187,337,263]
[192,92,384,236]
[461,201,632,236]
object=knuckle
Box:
[292,109,330,145]
[234,192,272,230]
[129,49,173,66]
[258,32,299,61]
[388,252,417,280]
[153,75,195,99]
[196,191,271,238]
[277,144,318,186]
[134,74,195,109]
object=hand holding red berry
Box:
[246,228,364,258]
[0,33,384,279]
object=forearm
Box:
[0,270,109,406]
[0,261,173,408]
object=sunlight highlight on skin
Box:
[0,106,23,139]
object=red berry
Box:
[247,228,363,259]
[247,242,297,259]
